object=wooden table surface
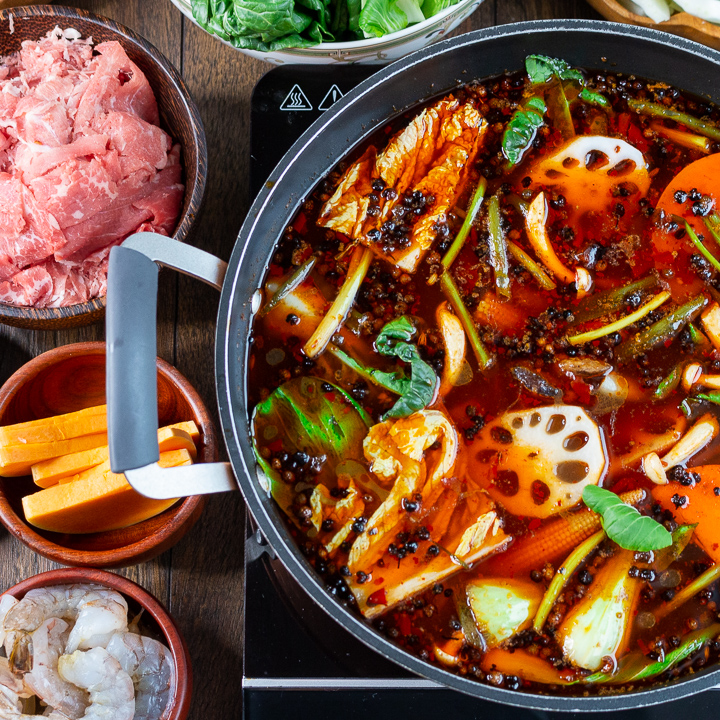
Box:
[0,0,602,716]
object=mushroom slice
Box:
[529,135,651,213]
[474,405,607,518]
[525,192,594,290]
[593,372,629,415]
[436,301,467,395]
[643,413,719,485]
[558,358,612,379]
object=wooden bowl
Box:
[587,0,720,52]
[0,342,214,567]
[2,567,192,720]
[0,5,207,329]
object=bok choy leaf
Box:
[502,96,546,166]
[525,54,583,84]
[252,377,371,516]
[374,316,438,419]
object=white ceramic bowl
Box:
[170,0,485,64]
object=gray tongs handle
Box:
[106,232,236,499]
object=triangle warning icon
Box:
[318,84,344,112]
[280,84,313,111]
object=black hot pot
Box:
[104,19,720,711]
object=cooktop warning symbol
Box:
[280,84,313,111]
[318,84,344,111]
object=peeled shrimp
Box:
[3,584,128,653]
[22,618,88,720]
[0,594,18,648]
[58,647,134,720]
[0,665,68,720]
[107,632,174,720]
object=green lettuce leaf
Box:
[526,54,584,84]
[502,96,546,166]
[422,0,457,15]
[191,0,339,50]
[359,0,409,37]
[579,88,610,107]
[582,486,672,552]
[397,0,425,23]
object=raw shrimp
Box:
[0,594,18,648]
[22,617,88,720]
[3,584,128,652]
[107,632,174,720]
[58,647,134,720]
[1,640,72,720]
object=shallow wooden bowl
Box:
[587,0,720,51]
[2,567,192,720]
[0,5,207,329]
[0,342,214,567]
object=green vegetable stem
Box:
[615,294,707,364]
[570,275,659,325]
[487,195,511,299]
[627,99,720,142]
[583,624,720,684]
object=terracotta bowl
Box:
[0,5,207,329]
[587,0,720,52]
[2,567,192,720]
[0,342,214,567]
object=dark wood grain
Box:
[0,2,597,718]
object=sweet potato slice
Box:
[652,464,720,562]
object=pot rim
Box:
[218,19,720,710]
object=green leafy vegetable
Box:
[374,316,438,418]
[579,88,609,107]
[252,377,371,517]
[502,96,546,166]
[582,486,672,551]
[697,390,720,405]
[525,54,583,85]
[191,0,457,49]
[359,0,410,37]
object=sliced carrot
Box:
[474,293,526,333]
[481,647,570,685]
[652,464,720,563]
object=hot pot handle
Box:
[105,232,237,499]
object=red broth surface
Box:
[249,61,720,694]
